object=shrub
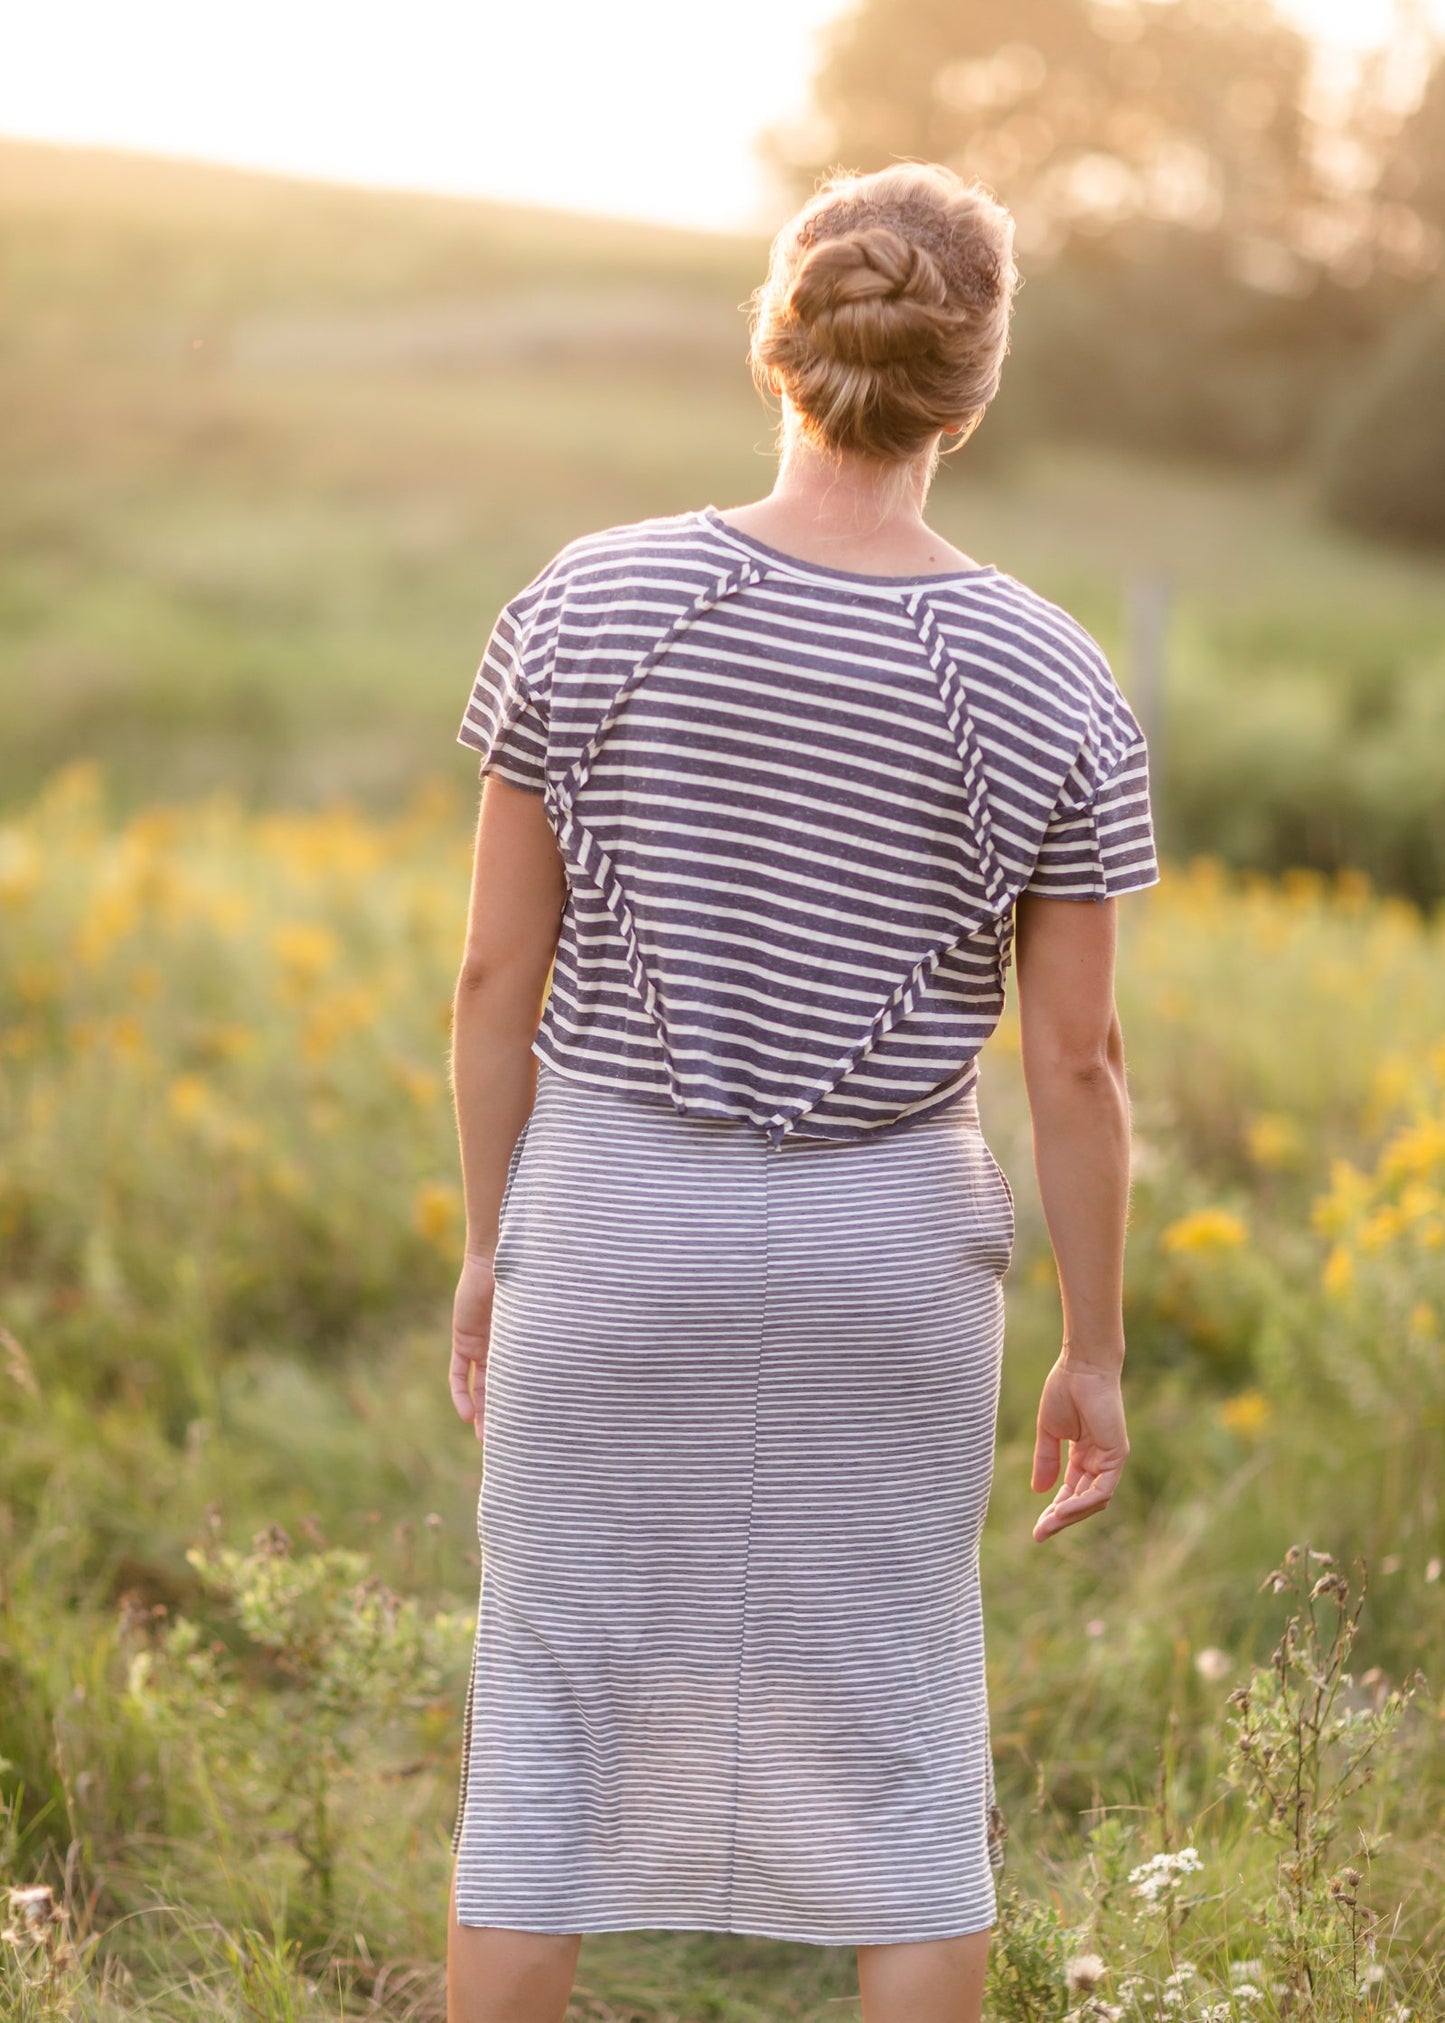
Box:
[1313,287,1445,550]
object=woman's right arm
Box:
[1011,889,1134,1543]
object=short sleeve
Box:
[457,598,551,795]
[1023,734,1161,901]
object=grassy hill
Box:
[3,137,1444,897]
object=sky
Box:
[2,0,1441,235]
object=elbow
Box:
[456,958,499,995]
[454,958,526,1015]
[454,954,550,1042]
[1027,1011,1126,1087]
[1057,1050,1113,1085]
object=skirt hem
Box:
[451,1909,998,1948]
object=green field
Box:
[2,140,1444,2020]
[5,138,1445,896]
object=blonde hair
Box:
[748,161,1022,467]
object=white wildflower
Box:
[1067,1954,1109,1994]
[1160,1964,1201,2007]
[1129,1849,1205,1903]
[1202,2004,1233,2023]
[1233,1985,1264,2003]
[3,1885,67,1953]
[1229,1961,1265,1986]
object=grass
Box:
[2,769,1443,2015]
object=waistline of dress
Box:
[531,1054,985,1147]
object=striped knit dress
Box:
[450,505,1161,1945]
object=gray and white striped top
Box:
[458,505,1160,1147]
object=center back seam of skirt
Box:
[723,1130,771,1926]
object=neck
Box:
[769,415,941,534]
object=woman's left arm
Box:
[448,775,567,1438]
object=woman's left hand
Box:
[450,1253,497,1442]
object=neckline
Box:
[697,504,1000,589]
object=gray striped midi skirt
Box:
[453,1060,1014,1947]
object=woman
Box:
[445,161,1159,2023]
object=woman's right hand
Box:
[1030,1353,1129,1542]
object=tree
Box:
[759,0,1320,271]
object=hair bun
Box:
[748,162,1019,461]
[787,225,950,368]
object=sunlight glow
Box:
[2,0,1441,233]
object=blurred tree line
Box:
[761,0,1445,547]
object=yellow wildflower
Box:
[1333,867,1373,912]
[168,1074,214,1123]
[1219,1389,1272,1438]
[39,759,103,814]
[413,1182,461,1250]
[1184,855,1229,898]
[124,807,185,851]
[75,887,141,966]
[1380,1116,1445,1184]
[105,1014,147,1059]
[1282,867,1326,908]
[1161,1208,1248,1254]
[1364,1051,1414,1131]
[1322,1245,1354,1298]
[0,829,41,908]
[1400,1182,1443,1224]
[271,922,340,982]
[1357,1205,1402,1254]
[1310,1158,1371,1237]
[17,963,60,1007]
[1244,1112,1302,1170]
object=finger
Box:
[449,1348,478,1422]
[1065,1442,1128,1488]
[1060,1455,1092,1498]
[471,1359,486,1442]
[1033,1465,1116,1531]
[1031,1425,1061,1493]
[1033,1468,1123,1539]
